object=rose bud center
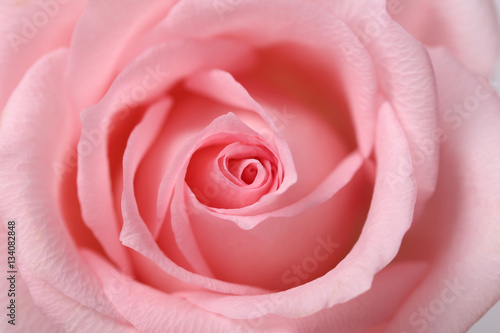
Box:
[186,140,282,209]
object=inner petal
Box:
[228,159,261,185]
[185,129,283,209]
[240,162,258,184]
[218,143,277,191]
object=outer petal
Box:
[326,0,440,206]
[0,225,58,333]
[0,49,128,326]
[85,248,426,333]
[66,0,178,109]
[389,0,500,76]
[382,48,500,333]
[19,269,137,333]
[83,250,260,333]
[0,0,86,110]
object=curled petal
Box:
[178,102,417,317]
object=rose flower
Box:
[0,0,499,332]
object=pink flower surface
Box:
[0,0,499,332]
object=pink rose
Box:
[1,0,499,332]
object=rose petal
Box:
[183,161,369,290]
[178,102,417,317]
[78,39,253,273]
[167,73,371,289]
[66,0,178,109]
[0,225,58,333]
[329,0,440,207]
[285,262,427,332]
[0,49,126,322]
[167,114,287,278]
[85,248,427,333]
[185,142,280,208]
[389,0,500,76]
[188,151,364,228]
[182,70,297,212]
[119,94,214,278]
[20,268,137,333]
[121,112,271,294]
[135,90,265,238]
[382,47,500,333]
[0,0,86,110]
[184,69,359,227]
[139,0,378,156]
[83,250,261,333]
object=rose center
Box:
[241,163,258,184]
[186,140,281,209]
[227,159,261,185]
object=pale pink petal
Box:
[169,184,216,277]
[263,262,427,333]
[179,70,299,214]
[178,102,417,317]
[20,268,137,333]
[184,137,283,209]
[169,123,283,276]
[183,70,359,225]
[139,0,378,156]
[344,1,440,206]
[184,70,296,193]
[170,75,365,288]
[120,112,269,294]
[85,249,427,333]
[192,152,363,229]
[119,93,216,279]
[66,0,178,109]
[164,109,296,282]
[304,0,439,207]
[184,161,370,290]
[0,0,86,110]
[135,91,262,238]
[78,39,253,274]
[0,49,126,322]
[0,225,58,333]
[390,0,500,76]
[83,250,266,333]
[382,48,500,333]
